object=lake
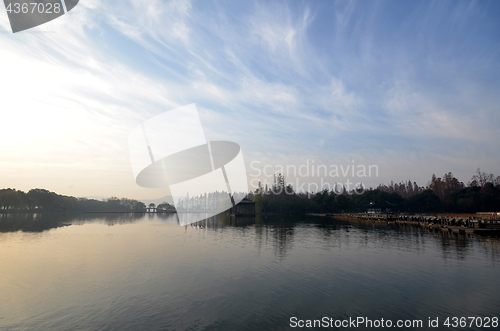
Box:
[1,213,499,330]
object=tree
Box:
[27,188,56,210]
[133,201,146,212]
[157,202,175,211]
[0,189,24,210]
[252,195,267,213]
[469,168,495,187]
[409,189,442,212]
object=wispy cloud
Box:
[0,0,499,197]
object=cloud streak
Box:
[0,0,499,197]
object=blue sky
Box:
[0,0,499,199]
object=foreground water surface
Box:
[1,213,499,330]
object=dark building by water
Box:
[230,198,256,216]
[365,201,397,214]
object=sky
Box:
[0,0,499,200]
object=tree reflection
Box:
[0,212,146,232]
[2,211,498,261]
[188,214,500,262]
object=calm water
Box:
[1,213,499,330]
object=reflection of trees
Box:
[190,214,301,260]
[155,212,177,220]
[478,237,500,261]
[0,212,146,233]
[7,209,494,262]
[188,212,236,230]
[70,213,145,226]
[0,213,70,232]
[186,211,259,228]
[435,230,474,260]
[269,219,295,260]
[327,216,492,259]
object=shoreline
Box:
[308,213,500,236]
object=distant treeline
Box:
[249,169,500,214]
[0,188,147,212]
[2,169,499,214]
[175,191,246,212]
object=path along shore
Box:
[308,213,500,236]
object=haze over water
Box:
[1,213,499,330]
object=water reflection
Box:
[1,213,500,331]
[185,214,500,262]
[0,212,147,232]
[1,212,499,260]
